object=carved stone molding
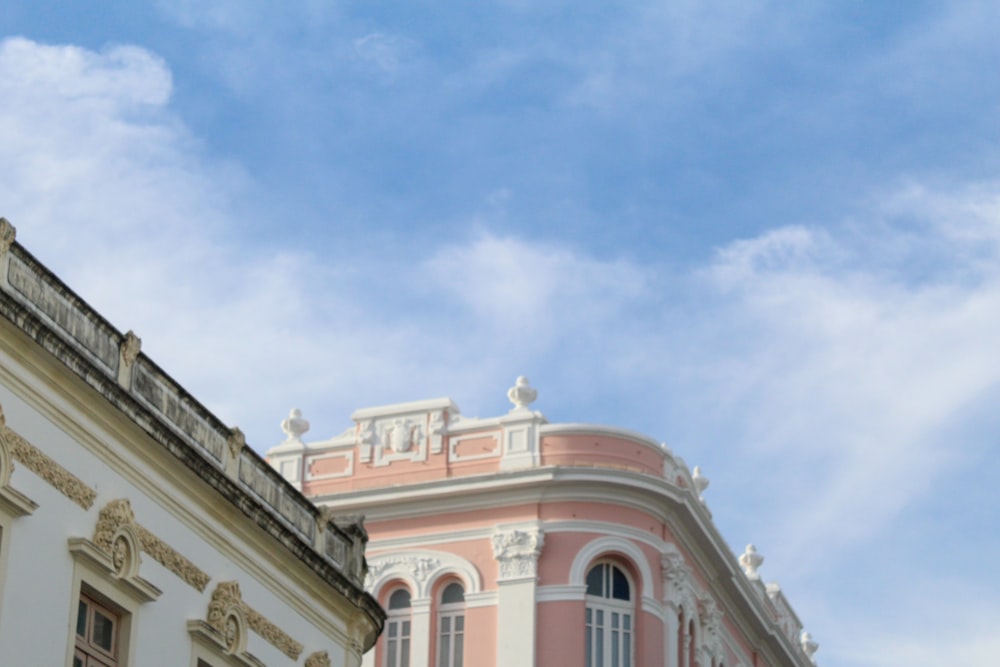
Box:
[94,499,210,592]
[0,404,96,510]
[661,549,697,615]
[208,581,304,660]
[0,427,37,516]
[428,410,446,454]
[491,528,544,582]
[305,651,332,667]
[698,594,725,658]
[348,615,377,655]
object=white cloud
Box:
[5,34,1000,667]
[422,232,648,340]
[690,184,1000,574]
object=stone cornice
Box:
[0,235,385,638]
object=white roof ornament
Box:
[507,376,538,411]
[281,408,310,442]
[800,630,819,662]
[692,465,710,503]
[739,543,764,580]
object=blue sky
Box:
[2,2,1000,665]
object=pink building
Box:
[267,377,819,667]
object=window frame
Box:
[65,535,158,667]
[584,561,635,667]
[383,586,413,667]
[436,582,465,667]
[75,591,122,667]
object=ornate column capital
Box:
[492,528,544,582]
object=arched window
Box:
[437,582,465,667]
[385,588,412,667]
[585,562,633,667]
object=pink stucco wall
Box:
[540,433,665,476]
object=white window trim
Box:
[384,588,413,667]
[187,620,264,667]
[585,562,635,667]
[435,598,465,667]
[66,535,161,667]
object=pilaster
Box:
[492,525,544,666]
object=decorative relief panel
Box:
[0,404,96,510]
[661,548,697,615]
[367,555,441,587]
[366,549,484,600]
[370,417,426,467]
[132,361,227,463]
[94,499,210,592]
[306,452,355,480]
[491,528,544,582]
[207,581,304,660]
[449,433,501,462]
[7,252,120,373]
[698,594,725,660]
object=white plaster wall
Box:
[0,349,361,667]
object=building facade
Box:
[268,378,820,667]
[0,219,384,666]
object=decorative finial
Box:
[692,465,709,502]
[507,376,537,410]
[800,630,819,661]
[281,408,310,442]
[739,543,764,580]
[0,218,15,255]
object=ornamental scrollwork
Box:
[94,498,210,592]
[208,581,304,660]
[0,404,96,510]
[305,651,332,667]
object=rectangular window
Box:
[437,611,465,667]
[75,593,121,667]
[386,618,411,667]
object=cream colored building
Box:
[0,218,384,667]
